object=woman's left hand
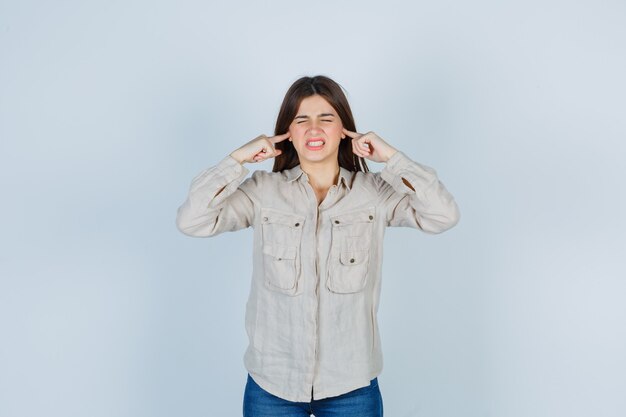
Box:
[343,129,398,163]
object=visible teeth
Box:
[307,141,324,146]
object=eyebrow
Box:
[294,113,336,119]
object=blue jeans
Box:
[243,374,383,417]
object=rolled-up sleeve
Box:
[378,151,460,233]
[176,155,257,237]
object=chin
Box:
[302,154,337,164]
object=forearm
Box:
[176,155,252,236]
[380,151,460,233]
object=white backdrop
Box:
[1,1,625,416]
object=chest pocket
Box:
[260,208,305,296]
[327,207,376,294]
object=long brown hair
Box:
[272,75,369,173]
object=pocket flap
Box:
[263,242,297,260]
[261,207,305,228]
[339,250,368,266]
[330,206,376,226]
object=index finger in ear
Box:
[269,132,291,144]
[342,128,361,139]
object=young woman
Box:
[176,75,460,417]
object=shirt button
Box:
[294,222,300,227]
[350,258,355,263]
[369,215,374,220]
[263,217,268,222]
[334,220,340,224]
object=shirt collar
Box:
[284,165,353,190]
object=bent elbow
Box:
[447,201,461,229]
[176,218,218,238]
[176,213,198,237]
[175,207,217,238]
[421,201,460,234]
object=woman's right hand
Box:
[229,133,290,164]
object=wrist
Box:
[229,150,246,165]
[383,148,398,162]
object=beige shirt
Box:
[176,151,460,402]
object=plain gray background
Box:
[1,1,625,416]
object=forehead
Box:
[296,95,336,114]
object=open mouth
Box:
[305,138,325,150]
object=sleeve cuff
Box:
[215,155,250,181]
[191,155,249,189]
[380,151,438,200]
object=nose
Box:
[307,120,324,133]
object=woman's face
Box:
[288,94,345,167]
